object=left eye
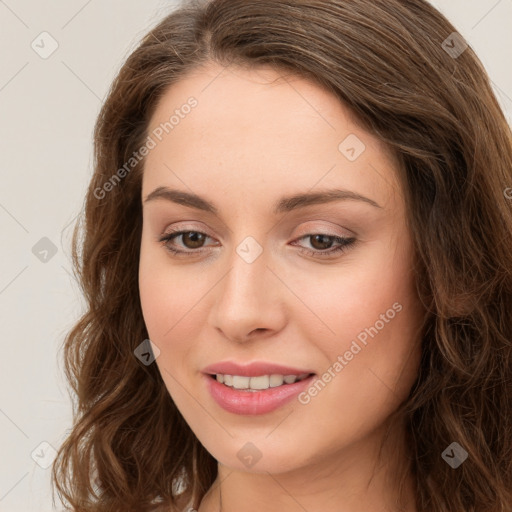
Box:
[158,230,356,258]
[291,233,357,258]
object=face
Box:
[139,62,424,474]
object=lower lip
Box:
[204,374,315,415]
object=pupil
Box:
[311,234,333,250]
[184,232,205,248]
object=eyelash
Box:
[157,229,356,259]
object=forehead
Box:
[142,62,401,212]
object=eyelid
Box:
[160,221,352,244]
[157,223,357,260]
[161,222,217,239]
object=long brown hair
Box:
[51,1,512,511]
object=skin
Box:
[139,62,425,512]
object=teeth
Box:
[215,373,310,391]
[232,376,249,389]
[269,374,284,387]
[249,375,269,389]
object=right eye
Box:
[158,230,219,255]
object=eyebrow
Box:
[143,186,382,214]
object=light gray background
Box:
[0,1,511,511]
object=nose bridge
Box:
[208,239,285,340]
[221,243,272,314]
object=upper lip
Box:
[202,361,316,377]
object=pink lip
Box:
[202,361,316,415]
[202,361,315,377]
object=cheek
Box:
[295,263,421,446]
[138,243,215,382]
[299,240,422,427]
[138,257,198,402]
[139,233,196,331]
[139,244,189,343]
[139,253,169,340]
[302,237,418,353]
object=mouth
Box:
[203,371,317,415]
[208,372,314,391]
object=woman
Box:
[51,1,512,511]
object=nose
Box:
[207,245,287,344]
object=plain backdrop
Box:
[0,1,511,510]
